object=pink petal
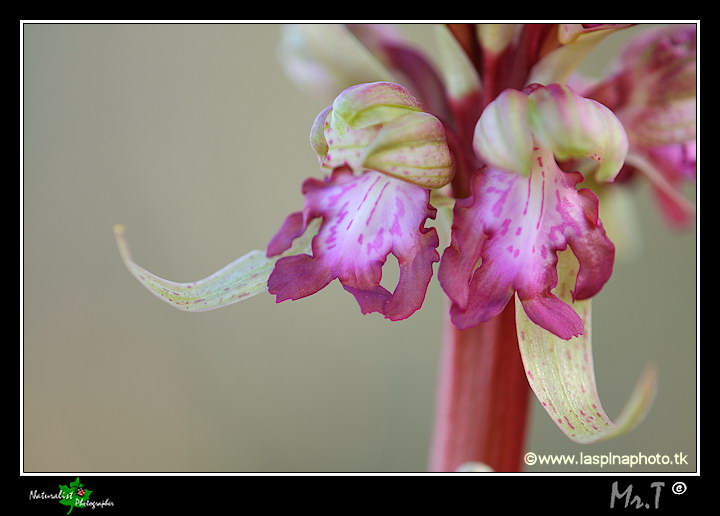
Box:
[439,148,614,339]
[647,142,696,182]
[268,168,439,320]
[558,24,633,45]
[645,143,697,228]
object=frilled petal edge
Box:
[267,167,440,321]
[439,148,614,339]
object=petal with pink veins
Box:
[439,147,614,339]
[268,168,440,321]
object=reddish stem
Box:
[429,297,531,472]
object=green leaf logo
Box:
[58,478,92,515]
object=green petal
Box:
[434,24,482,101]
[113,221,318,311]
[595,184,643,261]
[473,88,533,176]
[331,81,421,132]
[528,85,628,182]
[362,111,454,189]
[279,24,395,102]
[528,27,628,85]
[516,249,657,443]
[476,24,519,55]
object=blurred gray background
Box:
[23,23,696,472]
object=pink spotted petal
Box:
[439,148,614,339]
[517,249,657,444]
[268,168,439,320]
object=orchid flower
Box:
[580,24,697,228]
[440,83,624,339]
[114,23,696,472]
[266,81,452,320]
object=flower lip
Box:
[267,82,453,320]
[267,168,440,321]
[449,84,622,339]
[439,151,615,339]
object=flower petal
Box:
[620,24,696,101]
[528,25,630,85]
[278,24,394,102]
[473,88,533,176]
[558,24,633,45]
[113,221,318,311]
[439,148,614,339]
[346,24,452,121]
[624,97,696,147]
[331,81,422,132]
[595,184,643,261]
[528,84,628,182]
[476,24,519,55]
[316,82,454,189]
[268,168,439,321]
[362,111,454,188]
[624,147,696,228]
[516,249,657,443]
[434,24,482,101]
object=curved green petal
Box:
[279,24,395,102]
[434,24,482,101]
[476,24,519,55]
[113,221,318,311]
[595,184,643,262]
[528,27,628,85]
[516,249,658,443]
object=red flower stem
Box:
[429,296,531,472]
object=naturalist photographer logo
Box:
[28,477,114,514]
[58,477,91,514]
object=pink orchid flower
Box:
[114,24,696,472]
[582,24,696,228]
[266,82,452,321]
[440,84,624,339]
